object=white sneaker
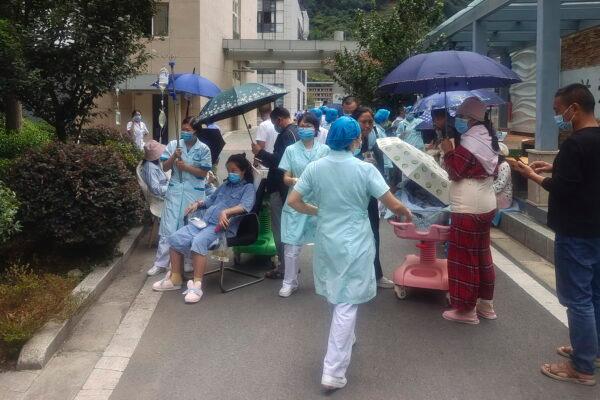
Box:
[321,374,347,390]
[183,280,203,303]
[377,276,395,289]
[147,265,166,276]
[152,272,181,291]
[278,284,298,298]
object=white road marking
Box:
[492,247,567,327]
[74,280,163,400]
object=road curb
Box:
[16,226,145,370]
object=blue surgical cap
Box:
[374,109,391,125]
[325,107,338,123]
[309,107,323,120]
[326,116,360,151]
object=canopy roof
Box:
[424,0,600,53]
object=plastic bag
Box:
[211,227,230,262]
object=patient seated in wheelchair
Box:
[152,153,256,304]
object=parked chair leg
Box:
[204,261,265,293]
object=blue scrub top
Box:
[295,150,389,304]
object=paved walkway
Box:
[108,134,597,400]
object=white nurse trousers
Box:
[323,303,358,379]
[283,244,302,287]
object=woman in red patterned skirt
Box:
[440,97,500,325]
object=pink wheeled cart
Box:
[388,221,450,300]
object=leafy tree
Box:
[0,1,156,141]
[331,0,445,108]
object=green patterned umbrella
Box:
[195,82,287,124]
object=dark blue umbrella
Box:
[413,89,505,115]
[379,51,521,95]
[151,73,221,97]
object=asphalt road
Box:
[110,136,599,400]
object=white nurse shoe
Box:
[321,374,347,390]
[278,284,298,298]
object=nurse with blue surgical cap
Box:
[322,107,338,130]
[287,116,412,391]
[309,107,329,145]
[396,106,425,150]
[373,108,394,180]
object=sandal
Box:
[557,345,600,368]
[541,362,596,386]
[265,269,284,280]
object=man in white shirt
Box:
[255,104,278,153]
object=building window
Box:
[232,0,241,39]
[149,3,169,37]
[258,0,284,38]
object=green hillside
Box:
[304,0,470,40]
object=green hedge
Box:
[0,119,54,159]
[0,181,20,244]
[8,143,144,249]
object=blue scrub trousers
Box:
[554,234,600,375]
[169,224,220,256]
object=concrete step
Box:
[491,228,556,291]
[499,210,555,264]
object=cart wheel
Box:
[233,253,241,265]
[395,285,408,300]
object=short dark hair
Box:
[182,116,194,126]
[351,106,374,121]
[299,112,320,135]
[131,109,141,118]
[555,83,596,113]
[342,96,358,105]
[270,106,291,120]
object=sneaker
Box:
[152,272,182,292]
[147,265,166,276]
[321,374,347,390]
[278,284,298,298]
[476,300,498,320]
[377,276,395,289]
[183,280,203,303]
[442,308,480,325]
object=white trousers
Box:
[153,236,171,268]
[323,303,358,379]
[283,244,302,287]
[152,235,192,272]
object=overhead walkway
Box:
[222,39,359,70]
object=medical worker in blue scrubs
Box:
[287,116,412,391]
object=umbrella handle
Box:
[242,113,254,145]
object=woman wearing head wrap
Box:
[277,113,330,297]
[440,96,500,324]
[287,116,412,391]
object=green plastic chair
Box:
[233,180,277,267]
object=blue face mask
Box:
[554,106,574,131]
[228,172,241,184]
[353,148,361,156]
[133,115,141,122]
[181,131,194,142]
[406,113,415,122]
[454,117,469,134]
[298,127,315,141]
